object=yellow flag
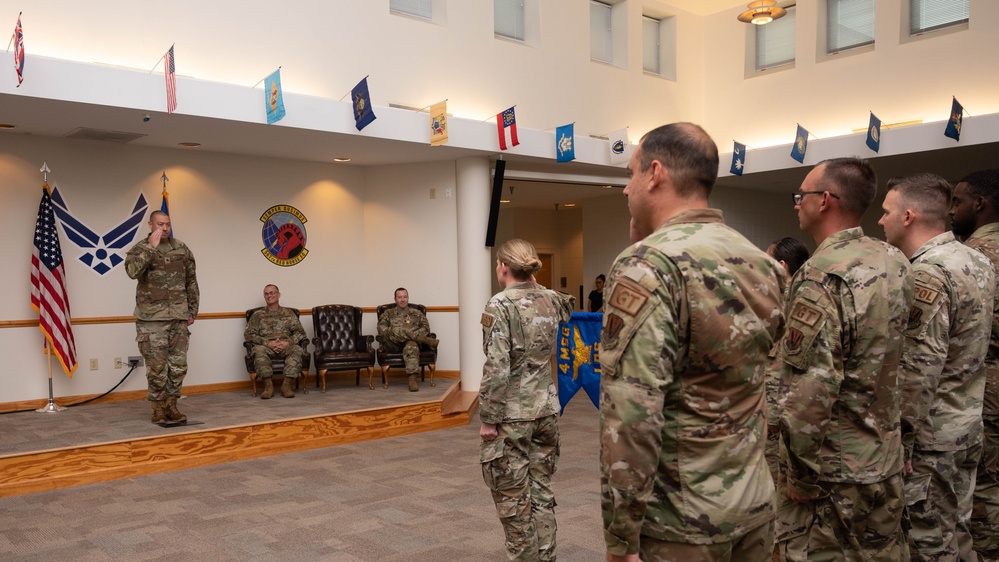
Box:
[430,100,448,146]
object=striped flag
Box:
[13,14,24,87]
[30,184,78,377]
[164,45,177,114]
[497,107,519,150]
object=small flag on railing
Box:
[944,97,963,142]
[13,14,25,87]
[866,113,881,153]
[164,45,177,114]
[497,107,519,150]
[608,127,630,165]
[264,69,286,125]
[352,77,376,131]
[790,124,809,164]
[730,141,746,176]
[556,123,575,163]
[430,100,447,146]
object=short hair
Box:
[264,284,279,293]
[394,287,408,297]
[497,239,542,281]
[638,122,719,197]
[149,210,168,221]
[596,274,606,282]
[959,169,999,208]
[768,237,810,276]
[817,157,877,219]
[886,173,951,224]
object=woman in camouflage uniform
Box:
[479,239,574,562]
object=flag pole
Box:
[36,341,66,412]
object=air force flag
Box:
[730,141,746,176]
[556,123,575,163]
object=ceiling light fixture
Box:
[178,142,201,148]
[500,199,511,203]
[737,0,786,25]
[0,123,16,129]
[564,203,576,207]
[333,157,351,162]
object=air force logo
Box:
[49,187,149,276]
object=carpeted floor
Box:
[0,398,605,561]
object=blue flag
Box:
[160,191,173,237]
[556,123,575,163]
[944,97,963,141]
[352,77,376,131]
[556,312,602,414]
[730,141,746,176]
[790,124,809,163]
[264,69,286,125]
[866,113,881,153]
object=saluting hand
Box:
[149,227,163,248]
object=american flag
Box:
[165,45,177,114]
[13,14,24,87]
[30,185,78,376]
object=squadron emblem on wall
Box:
[259,204,308,266]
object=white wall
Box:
[702,0,999,149]
[0,135,461,403]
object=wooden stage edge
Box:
[0,378,480,499]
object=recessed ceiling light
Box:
[602,185,613,189]
[500,199,511,203]
[333,157,351,162]
[178,142,201,148]
[564,203,577,207]
[0,123,16,129]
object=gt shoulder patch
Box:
[607,277,650,318]
[789,301,823,327]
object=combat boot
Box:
[261,378,274,399]
[164,396,187,423]
[151,400,166,424]
[408,374,419,392]
[417,336,439,349]
[281,377,295,398]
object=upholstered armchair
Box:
[311,304,376,391]
[375,303,438,388]
[242,307,311,397]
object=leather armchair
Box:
[243,307,311,397]
[375,303,438,388]
[311,304,376,391]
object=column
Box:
[455,157,492,391]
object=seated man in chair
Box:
[245,284,307,399]
[378,287,438,392]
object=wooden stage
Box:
[0,375,478,498]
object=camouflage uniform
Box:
[964,223,999,561]
[479,281,574,562]
[899,232,993,562]
[599,209,785,560]
[125,235,199,402]
[244,307,307,380]
[378,306,430,375]
[775,227,914,561]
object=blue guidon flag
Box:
[556,312,602,414]
[944,97,963,142]
[352,77,376,131]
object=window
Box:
[590,1,613,63]
[495,0,525,41]
[643,17,660,74]
[390,0,431,20]
[827,0,875,53]
[756,6,796,70]
[910,0,968,34]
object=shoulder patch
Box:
[481,313,495,329]
[913,281,940,305]
[907,306,924,332]
[607,277,651,318]
[789,301,823,327]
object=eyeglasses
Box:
[792,191,841,205]
[263,291,278,296]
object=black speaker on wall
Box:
[485,159,506,247]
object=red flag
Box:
[165,45,177,114]
[497,107,519,150]
[13,14,24,87]
[30,184,78,376]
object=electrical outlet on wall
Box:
[89,358,98,370]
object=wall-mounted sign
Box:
[260,204,308,267]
